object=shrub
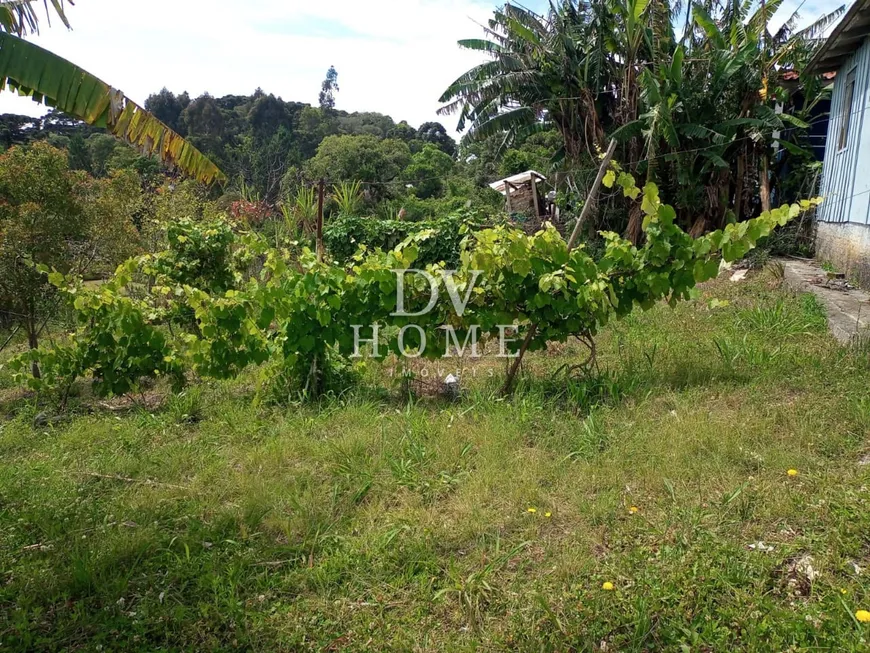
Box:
[144,217,238,294]
[0,142,141,376]
[324,211,483,267]
[10,163,821,402]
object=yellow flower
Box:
[545,512,552,518]
[787,469,799,477]
[601,582,615,591]
[629,506,639,514]
[857,609,870,623]
[841,588,849,595]
[527,507,537,513]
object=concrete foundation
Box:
[780,257,870,344]
[816,221,870,288]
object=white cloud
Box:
[0,0,850,134]
[765,0,851,35]
[0,0,511,135]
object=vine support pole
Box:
[567,139,617,250]
[0,324,20,356]
[500,139,617,396]
[316,178,325,263]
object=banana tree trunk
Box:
[760,153,771,213]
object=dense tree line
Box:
[0,81,477,211]
[1,0,843,246]
[140,85,460,202]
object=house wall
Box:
[818,38,870,284]
[816,221,870,287]
[819,38,870,225]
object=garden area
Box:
[2,0,870,649]
[2,270,870,650]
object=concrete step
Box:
[779,257,870,344]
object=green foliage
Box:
[379,192,496,223]
[280,185,318,236]
[498,131,562,177]
[305,134,411,201]
[416,121,457,157]
[404,145,455,199]
[441,0,839,234]
[0,142,136,367]
[66,133,91,172]
[7,263,185,397]
[0,144,88,303]
[324,212,479,267]
[11,161,821,401]
[164,386,203,424]
[736,297,827,336]
[145,218,238,294]
[85,169,145,274]
[87,133,119,177]
[183,284,272,380]
[143,179,225,252]
[144,87,190,134]
[331,180,364,217]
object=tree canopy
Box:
[440,0,844,237]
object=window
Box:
[838,69,857,151]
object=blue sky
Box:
[0,0,851,137]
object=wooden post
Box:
[567,139,617,250]
[504,181,513,214]
[759,0,770,215]
[530,174,541,220]
[501,140,617,396]
[316,178,325,262]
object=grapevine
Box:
[7,166,822,399]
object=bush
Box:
[324,212,483,267]
[145,217,238,294]
[9,166,820,403]
[0,142,121,375]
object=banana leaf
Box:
[0,31,226,185]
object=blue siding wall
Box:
[819,37,870,224]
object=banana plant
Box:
[0,1,225,185]
[439,2,610,162]
[0,0,69,35]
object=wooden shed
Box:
[489,170,549,219]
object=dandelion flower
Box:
[545,512,552,518]
[601,582,614,591]
[527,507,537,513]
[629,506,639,514]
[857,609,870,623]
[841,588,849,595]
[787,469,799,477]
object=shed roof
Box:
[808,0,870,73]
[489,170,547,195]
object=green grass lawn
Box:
[2,268,870,651]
